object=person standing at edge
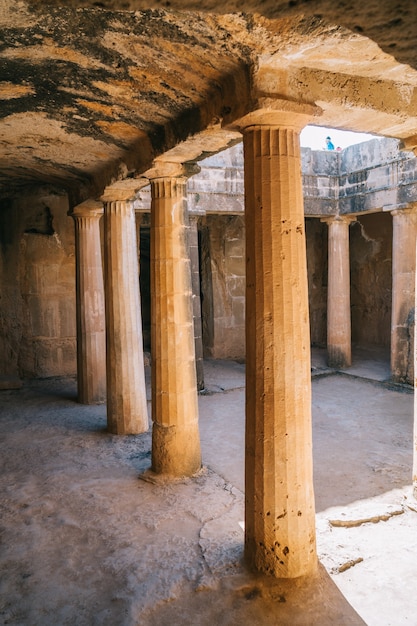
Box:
[325,136,335,150]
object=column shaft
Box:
[391,208,417,383]
[325,217,354,368]
[71,202,106,404]
[243,124,316,578]
[103,199,148,435]
[150,177,201,476]
[414,232,417,498]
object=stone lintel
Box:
[101,178,150,203]
[320,215,356,225]
[69,199,103,218]
[384,202,417,214]
[146,123,241,165]
[231,99,322,132]
[143,160,200,181]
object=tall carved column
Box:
[70,200,106,404]
[239,104,319,578]
[402,143,417,498]
[414,232,417,498]
[149,170,201,476]
[322,216,355,369]
[391,206,417,383]
[102,190,148,435]
[189,215,205,391]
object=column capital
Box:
[69,199,103,219]
[320,215,357,225]
[389,202,417,216]
[143,160,200,182]
[101,178,149,203]
[231,99,322,132]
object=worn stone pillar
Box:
[391,206,417,383]
[102,190,148,435]
[402,143,417,497]
[414,234,417,498]
[238,103,319,578]
[189,215,205,391]
[70,200,106,404]
[322,216,355,369]
[149,168,201,476]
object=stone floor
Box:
[0,345,416,625]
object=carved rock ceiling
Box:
[1,0,417,198]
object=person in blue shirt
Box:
[325,136,335,150]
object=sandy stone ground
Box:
[0,351,416,625]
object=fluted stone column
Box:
[322,216,355,369]
[403,143,417,498]
[414,232,417,498]
[239,104,319,578]
[149,172,201,476]
[102,191,148,435]
[189,215,205,391]
[70,200,106,404]
[391,206,417,383]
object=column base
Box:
[152,421,201,477]
[327,346,351,369]
[245,537,318,579]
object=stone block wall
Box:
[0,186,76,379]
[350,212,392,347]
[200,214,245,360]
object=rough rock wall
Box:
[0,198,23,377]
[200,214,245,360]
[350,212,392,347]
[0,187,76,378]
[26,0,417,79]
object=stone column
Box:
[402,143,417,498]
[149,168,201,476]
[322,216,355,369]
[70,200,106,404]
[391,206,417,383]
[189,215,205,391]
[101,190,148,435]
[238,103,319,578]
[414,231,417,498]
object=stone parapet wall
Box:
[338,138,417,214]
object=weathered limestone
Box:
[149,168,201,476]
[406,144,417,499]
[414,249,417,497]
[322,216,355,369]
[239,104,318,578]
[189,215,205,391]
[101,190,148,435]
[390,206,417,383]
[70,200,106,404]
